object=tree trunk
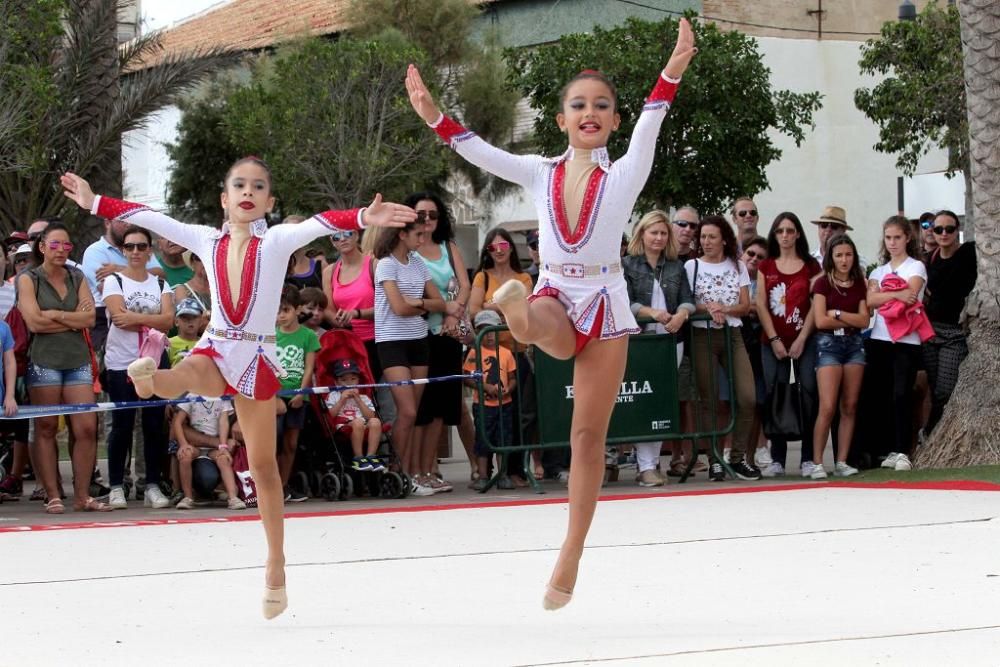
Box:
[916,0,1000,468]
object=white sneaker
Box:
[810,465,828,480]
[881,452,900,469]
[761,462,785,478]
[227,496,247,510]
[108,486,128,510]
[144,485,172,509]
[410,477,434,497]
[722,448,731,464]
[175,496,196,510]
[834,462,859,477]
[894,453,912,471]
[754,446,773,467]
[800,462,816,478]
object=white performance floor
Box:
[4,484,1000,665]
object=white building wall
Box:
[754,36,949,262]
[122,106,181,210]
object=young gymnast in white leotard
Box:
[406,19,696,609]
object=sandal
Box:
[44,498,64,514]
[74,497,113,513]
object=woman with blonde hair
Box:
[623,210,694,485]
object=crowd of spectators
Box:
[0,192,978,510]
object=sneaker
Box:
[722,448,731,464]
[471,478,490,493]
[108,486,128,509]
[709,462,726,482]
[351,457,369,472]
[227,496,247,510]
[175,496,196,510]
[214,489,229,502]
[731,460,762,481]
[800,462,816,478]
[169,490,184,506]
[431,476,453,493]
[894,453,912,471]
[754,446,773,467]
[557,470,570,485]
[143,485,172,509]
[286,487,308,503]
[810,465,828,480]
[637,469,665,487]
[881,453,900,469]
[761,461,785,478]
[369,457,386,473]
[410,478,434,496]
[834,461,859,477]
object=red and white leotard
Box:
[429,73,680,347]
[91,195,363,399]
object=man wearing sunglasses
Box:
[809,205,852,262]
[81,214,165,353]
[672,206,699,261]
[732,197,760,251]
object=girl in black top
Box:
[923,210,976,433]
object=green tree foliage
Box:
[0,0,242,241]
[506,16,823,214]
[854,2,965,178]
[221,34,448,214]
[347,0,520,202]
[164,79,242,224]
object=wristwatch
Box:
[834,310,842,320]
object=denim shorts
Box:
[27,362,93,388]
[815,333,866,368]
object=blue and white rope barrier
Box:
[0,372,481,420]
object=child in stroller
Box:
[309,328,407,499]
[324,358,384,473]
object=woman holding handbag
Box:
[410,191,471,493]
[102,226,176,510]
[756,212,821,478]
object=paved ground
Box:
[3,455,1000,665]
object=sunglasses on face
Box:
[920,220,933,230]
[46,240,73,251]
[672,221,694,228]
[14,256,28,264]
[933,225,957,235]
[736,209,758,218]
[818,222,846,230]
[331,230,355,242]
[122,242,149,252]
[415,210,439,221]
[744,250,764,260]
[487,241,511,253]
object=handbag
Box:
[763,357,804,441]
[443,242,474,345]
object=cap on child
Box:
[473,310,503,329]
[176,297,204,317]
[333,358,361,377]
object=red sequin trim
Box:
[431,115,469,144]
[315,209,362,231]
[646,76,679,104]
[96,196,146,220]
[551,162,605,247]
[214,234,261,327]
